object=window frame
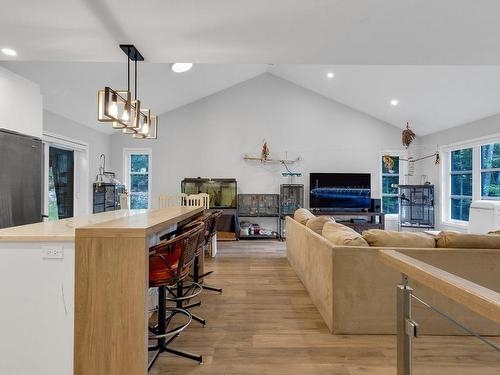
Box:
[123,148,153,209]
[379,149,408,216]
[448,147,473,223]
[441,133,500,227]
[480,143,500,200]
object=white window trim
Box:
[440,133,500,227]
[43,131,90,217]
[379,149,408,218]
[123,148,153,209]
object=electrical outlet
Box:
[42,246,64,259]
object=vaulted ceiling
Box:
[2,0,500,64]
[2,1,500,135]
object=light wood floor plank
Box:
[149,240,500,375]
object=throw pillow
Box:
[294,208,315,225]
[305,215,335,235]
[322,222,369,247]
[436,231,500,249]
[362,229,436,248]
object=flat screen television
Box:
[309,173,371,211]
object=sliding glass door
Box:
[48,146,74,220]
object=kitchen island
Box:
[0,207,203,375]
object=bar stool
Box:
[167,219,208,327]
[194,210,223,293]
[148,221,205,369]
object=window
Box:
[124,149,152,209]
[481,142,500,200]
[449,148,472,221]
[442,135,500,224]
[381,156,400,214]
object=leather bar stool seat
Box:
[147,221,205,370]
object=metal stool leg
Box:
[178,279,206,326]
[148,285,203,370]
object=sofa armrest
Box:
[286,217,335,331]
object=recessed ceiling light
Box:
[390,99,399,106]
[327,72,334,79]
[171,63,193,73]
[1,47,17,57]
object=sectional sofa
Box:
[285,213,500,335]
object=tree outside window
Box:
[450,148,472,221]
[129,154,149,209]
[481,143,500,200]
[381,156,400,214]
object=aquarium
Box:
[181,178,237,209]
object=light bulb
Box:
[109,93,118,117]
[109,102,118,117]
[122,109,129,121]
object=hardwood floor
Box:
[149,240,500,375]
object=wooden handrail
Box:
[379,250,500,324]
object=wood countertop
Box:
[0,207,203,242]
[77,206,204,238]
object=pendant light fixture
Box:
[133,113,158,139]
[97,45,158,139]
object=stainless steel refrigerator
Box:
[0,129,43,229]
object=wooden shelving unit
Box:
[243,155,300,164]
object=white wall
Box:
[0,241,75,375]
[0,66,43,138]
[418,113,500,231]
[43,110,112,211]
[110,73,403,211]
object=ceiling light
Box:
[390,99,399,106]
[97,44,159,139]
[1,48,17,57]
[172,63,193,73]
[327,72,334,79]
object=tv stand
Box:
[313,211,385,234]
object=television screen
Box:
[310,173,371,210]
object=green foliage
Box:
[382,196,399,214]
[131,154,149,173]
[451,148,472,171]
[481,143,500,169]
[482,171,500,197]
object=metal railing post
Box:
[397,274,414,375]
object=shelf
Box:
[243,156,300,164]
[239,214,279,218]
[400,224,434,229]
[239,234,279,239]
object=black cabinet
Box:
[93,183,125,213]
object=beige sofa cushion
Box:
[362,229,436,248]
[294,208,315,225]
[436,231,500,249]
[305,216,335,234]
[322,222,369,247]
